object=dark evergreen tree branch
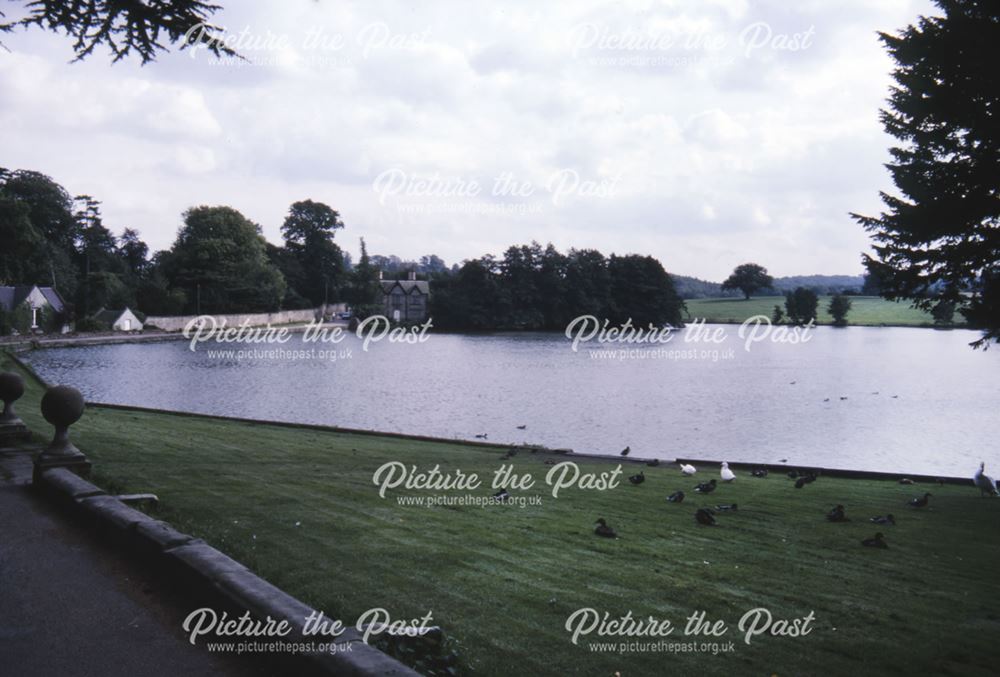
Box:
[0,0,238,64]
[852,0,1000,348]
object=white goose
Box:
[679,462,697,476]
[720,462,736,482]
[973,462,998,497]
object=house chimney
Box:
[408,271,416,281]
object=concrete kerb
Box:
[36,466,105,501]
[34,467,421,677]
[9,351,422,676]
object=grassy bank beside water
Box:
[685,295,941,327]
[4,353,998,676]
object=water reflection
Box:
[22,325,1000,475]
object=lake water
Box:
[21,324,1000,475]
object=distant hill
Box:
[671,273,865,299]
[770,275,865,294]
[670,275,735,299]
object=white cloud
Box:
[0,0,936,279]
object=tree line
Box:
[0,167,364,322]
[1,167,689,332]
[0,161,977,337]
[428,243,686,331]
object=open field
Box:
[5,353,999,676]
[685,295,942,327]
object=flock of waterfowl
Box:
[590,460,999,547]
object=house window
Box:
[31,307,39,329]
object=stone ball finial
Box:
[0,372,26,422]
[39,385,86,460]
[41,385,85,429]
[0,371,25,402]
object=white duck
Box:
[720,462,736,482]
[973,461,998,497]
[679,462,697,476]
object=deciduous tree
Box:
[721,263,774,300]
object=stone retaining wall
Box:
[35,467,420,677]
[145,308,328,332]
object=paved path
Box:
[0,449,269,677]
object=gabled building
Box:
[93,307,144,332]
[0,285,70,333]
[380,272,429,323]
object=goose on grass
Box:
[720,462,736,482]
[694,479,717,493]
[594,518,618,538]
[861,533,888,548]
[826,504,849,522]
[973,462,998,497]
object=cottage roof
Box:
[93,307,138,325]
[0,287,17,311]
[39,287,66,313]
[380,280,430,295]
[93,308,119,324]
[0,285,66,313]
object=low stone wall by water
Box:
[144,307,325,332]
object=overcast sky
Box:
[0,0,934,280]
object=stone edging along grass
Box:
[33,466,421,677]
[85,400,539,452]
[2,352,418,676]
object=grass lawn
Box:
[5,354,999,676]
[684,295,942,327]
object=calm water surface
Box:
[22,325,1000,475]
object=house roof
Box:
[39,287,66,313]
[93,308,121,324]
[380,280,430,295]
[93,307,138,324]
[0,287,18,311]
[0,285,65,313]
[0,286,32,311]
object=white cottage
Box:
[93,307,144,332]
[0,285,70,332]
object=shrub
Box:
[828,294,853,327]
[75,316,109,333]
[785,287,818,326]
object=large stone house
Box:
[380,272,430,323]
[0,285,70,333]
